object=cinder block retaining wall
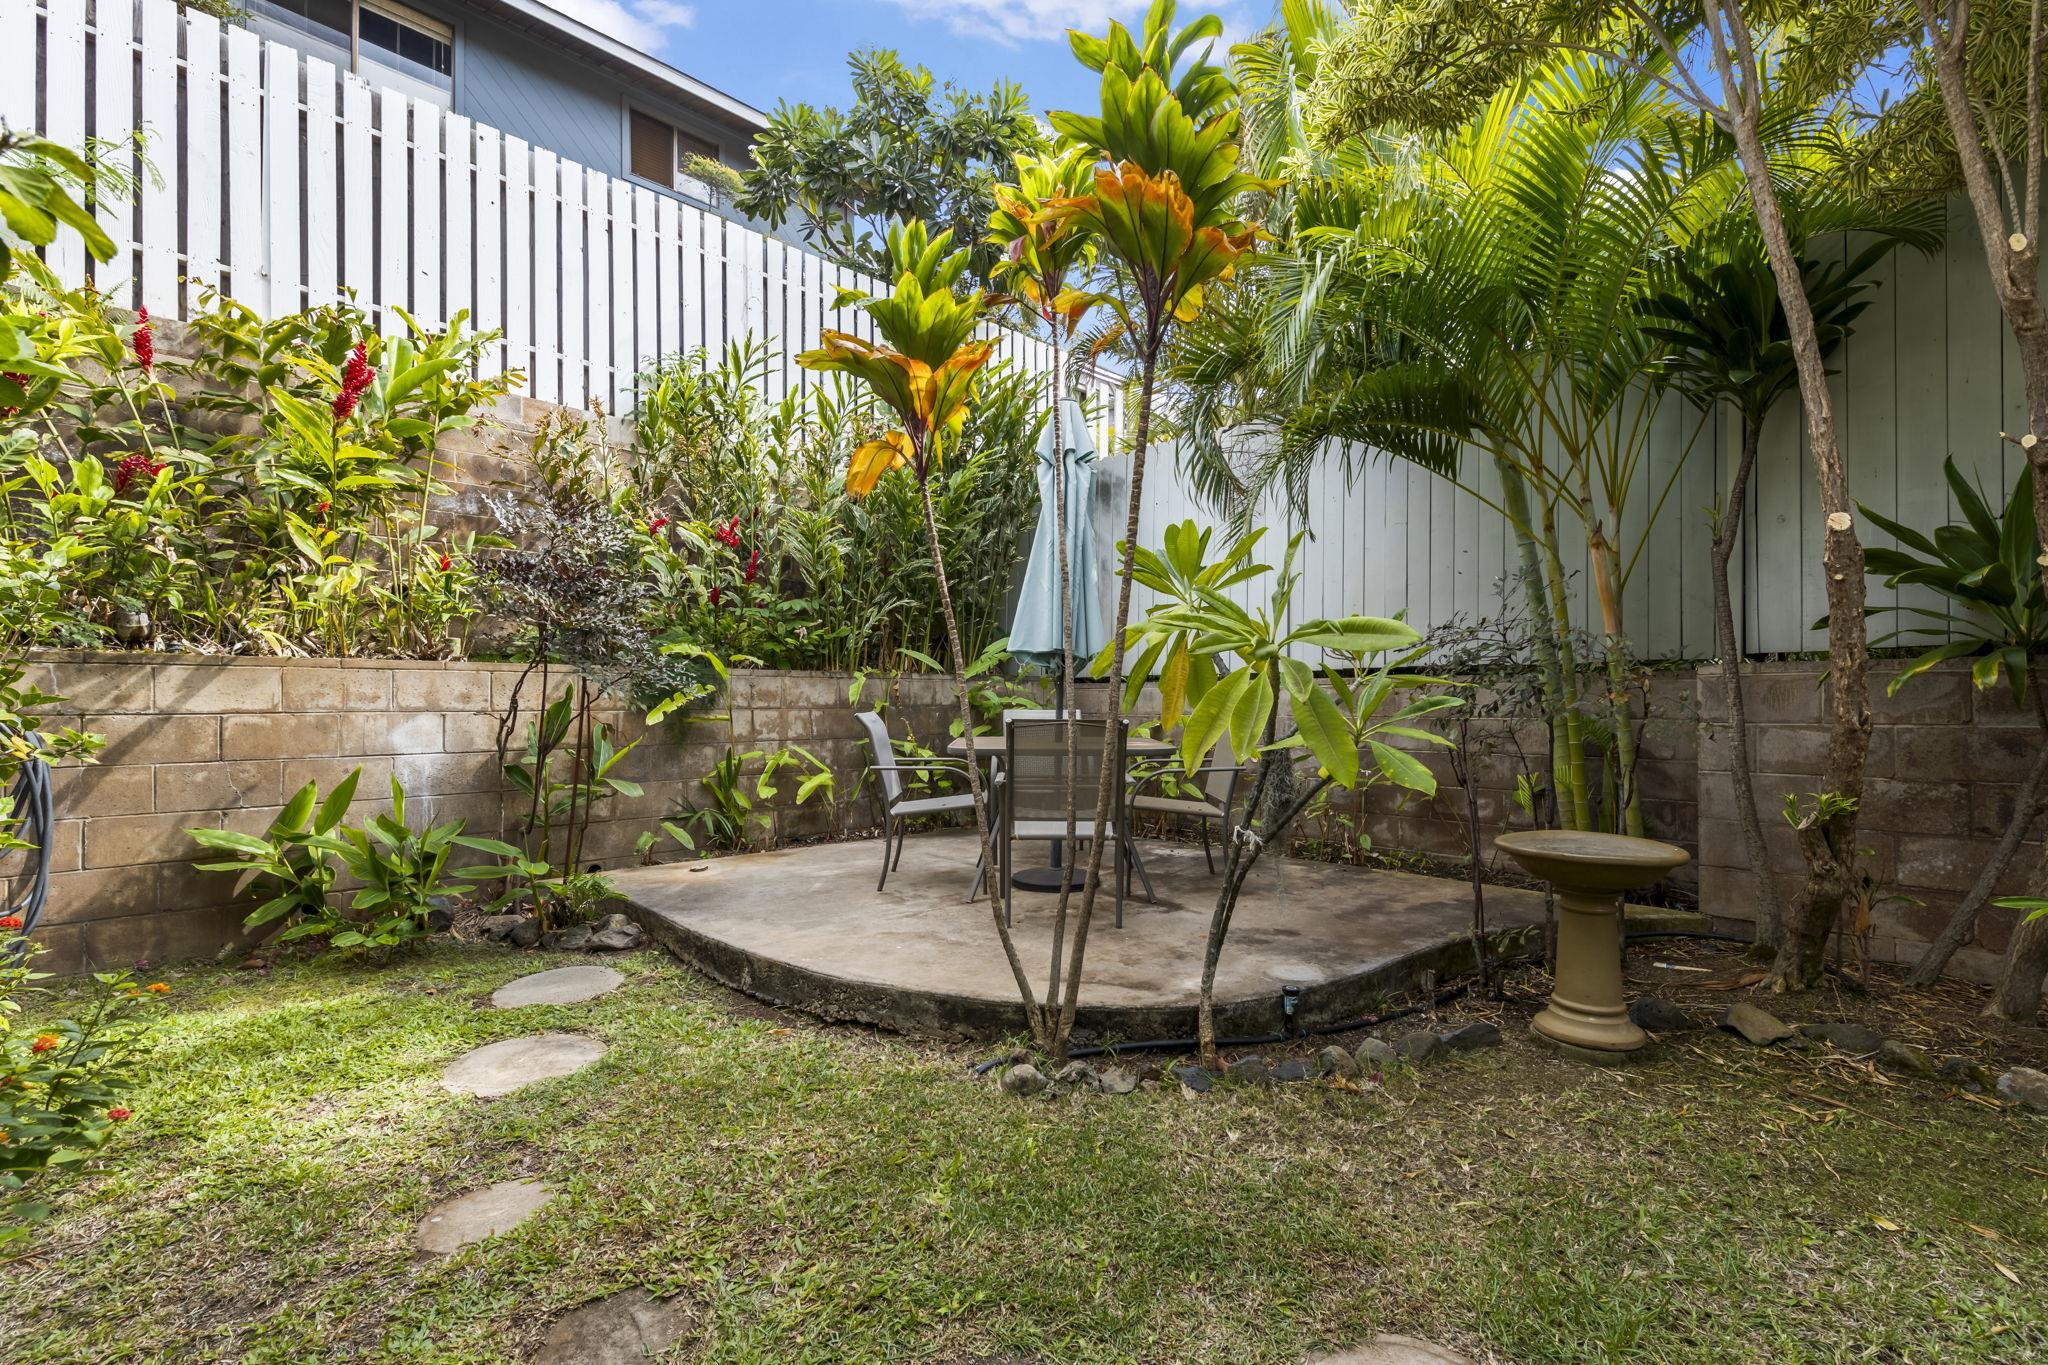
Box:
[5,655,965,976]
[7,654,2028,983]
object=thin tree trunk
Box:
[1706,3,1872,993]
[1713,418,1786,951]
[1911,680,2048,983]
[1584,491,1646,837]
[1494,451,1578,831]
[1536,496,1594,830]
[1042,336,1082,1028]
[917,474,1046,1044]
[1058,346,1159,1045]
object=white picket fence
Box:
[5,0,1070,417]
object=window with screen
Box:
[629,109,725,191]
[359,0,453,78]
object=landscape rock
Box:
[1996,1066,2048,1112]
[425,898,456,933]
[541,925,594,952]
[1938,1057,1995,1093]
[1719,1002,1797,1046]
[1800,1021,1886,1055]
[531,1288,695,1365]
[1878,1040,1936,1077]
[1227,1056,1276,1086]
[587,916,645,952]
[1305,1334,1475,1364]
[490,965,623,1010]
[1393,1032,1440,1064]
[1135,1062,1167,1085]
[1439,1021,1503,1052]
[508,916,543,949]
[1098,1066,1139,1096]
[1171,1065,1215,1094]
[1355,1037,1398,1070]
[415,1179,554,1254]
[1317,1045,1360,1078]
[1051,1061,1101,1093]
[1628,998,1698,1033]
[1273,1058,1313,1083]
[441,1034,607,1097]
[477,914,525,944]
[999,1063,1047,1097]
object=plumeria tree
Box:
[1103,521,1460,1065]
[798,220,1048,1042]
[1042,1,1268,1054]
[985,146,1099,1026]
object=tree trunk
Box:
[1583,483,1646,837]
[1041,335,1082,1029]
[1536,488,1595,830]
[1494,451,1578,831]
[1713,417,1786,951]
[917,474,1046,1044]
[1057,346,1159,1045]
[1990,904,2048,1023]
[1704,3,1872,993]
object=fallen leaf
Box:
[1871,1216,1902,1232]
[1992,1260,2021,1286]
[1698,970,1769,991]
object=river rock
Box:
[1355,1037,1398,1070]
[1800,1021,1886,1055]
[1317,1045,1360,1078]
[1719,1002,1796,1046]
[1997,1066,2048,1112]
[1629,998,1698,1033]
[1394,1031,1440,1064]
[999,1063,1047,1097]
[1439,1021,1503,1052]
[1878,1040,1936,1077]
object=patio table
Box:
[947,732,1176,893]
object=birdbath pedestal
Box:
[1494,830,1690,1055]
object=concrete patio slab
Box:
[611,834,1544,1039]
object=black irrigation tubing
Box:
[972,926,1775,1075]
[2,729,52,961]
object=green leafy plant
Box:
[668,743,837,853]
[187,770,362,936]
[326,776,511,949]
[496,684,643,927]
[0,936,165,1248]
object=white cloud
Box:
[867,0,1258,51]
[538,0,697,53]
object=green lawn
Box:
[5,943,2045,1363]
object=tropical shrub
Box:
[0,266,514,657]
[188,770,360,937]
[663,743,838,853]
[0,936,165,1246]
[325,776,509,948]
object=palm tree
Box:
[797,220,1048,1044]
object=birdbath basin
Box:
[1495,830,1690,1055]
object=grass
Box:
[4,941,2045,1363]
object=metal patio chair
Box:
[993,718,1153,929]
[857,711,990,898]
[1128,742,1251,874]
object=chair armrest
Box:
[867,758,975,777]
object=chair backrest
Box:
[854,711,903,804]
[1004,719,1120,825]
[1003,708,1080,726]
[1203,736,1240,804]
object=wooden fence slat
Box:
[42,0,86,285]
[302,57,338,308]
[225,23,264,309]
[181,7,222,306]
[263,41,301,317]
[92,0,136,306]
[375,87,408,333]
[442,113,472,328]
[473,124,503,379]
[0,0,32,128]
[339,76,372,314]
[409,97,441,325]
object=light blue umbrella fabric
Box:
[1010,397,1106,669]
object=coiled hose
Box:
[3,729,53,951]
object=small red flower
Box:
[332,342,375,424]
[713,515,742,548]
[317,499,331,514]
[132,308,153,375]
[113,451,167,495]
[437,553,452,573]
[744,547,761,584]
[107,1107,132,1121]
[648,516,670,535]
[0,915,21,930]
[709,585,722,607]
[30,1034,58,1054]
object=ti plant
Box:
[188,769,362,936]
[1099,520,1460,1065]
[501,683,643,928]
[1857,458,2048,989]
[798,220,1049,1042]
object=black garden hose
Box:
[2,728,53,952]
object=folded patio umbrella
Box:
[1009,397,1108,675]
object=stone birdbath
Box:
[1494,830,1690,1056]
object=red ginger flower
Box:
[332,342,375,424]
[709,585,722,607]
[744,547,761,584]
[107,1107,132,1121]
[114,452,167,495]
[132,308,153,375]
[437,553,452,573]
[648,516,670,535]
[713,515,742,548]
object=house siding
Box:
[458,22,630,176]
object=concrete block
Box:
[152,664,282,714]
[1893,724,2034,783]
[85,713,220,766]
[85,811,220,869]
[222,712,341,760]
[1869,670,1970,725]
[339,711,445,757]
[1970,782,2047,841]
[441,709,506,753]
[1755,725,1827,776]
[52,764,155,818]
[1896,835,2023,894]
[38,662,153,713]
[1860,777,1972,835]
[392,750,501,797]
[41,864,158,924]
[1743,671,1825,724]
[83,904,250,970]
[393,668,492,712]
[280,666,391,712]
[154,760,284,813]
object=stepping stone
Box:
[1306,1335,1474,1364]
[491,965,623,1009]
[442,1034,606,1097]
[532,1289,694,1364]
[415,1179,553,1255]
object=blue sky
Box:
[545,0,1270,122]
